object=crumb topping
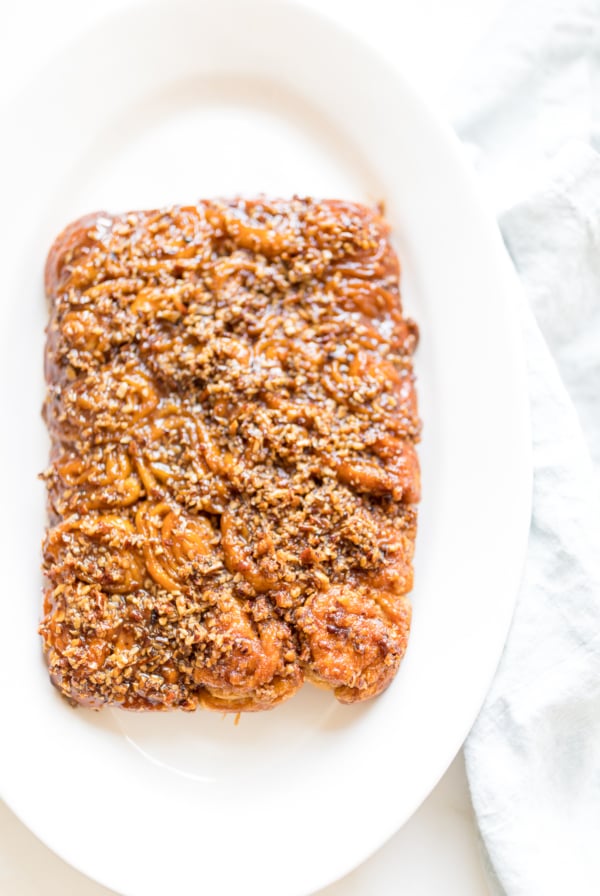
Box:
[41,197,420,712]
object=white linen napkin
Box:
[450,2,600,893]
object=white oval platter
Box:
[0,2,531,895]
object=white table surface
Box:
[0,1,506,893]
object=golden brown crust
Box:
[296,585,412,703]
[40,197,420,712]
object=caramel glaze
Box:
[40,197,420,712]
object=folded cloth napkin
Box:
[449,1,600,893]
